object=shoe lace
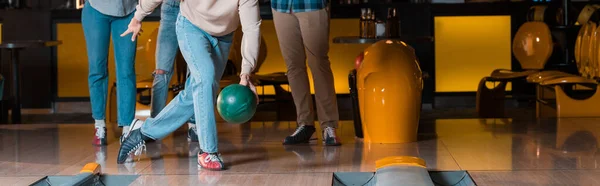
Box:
[95,127,105,138]
[128,141,147,161]
[204,153,223,163]
[291,125,306,136]
[324,127,336,138]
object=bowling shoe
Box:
[92,127,107,146]
[283,125,316,145]
[198,152,225,171]
[323,127,342,146]
[117,129,150,164]
[120,119,144,144]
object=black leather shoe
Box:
[283,125,316,145]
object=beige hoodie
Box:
[134,0,262,75]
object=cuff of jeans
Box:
[140,129,157,141]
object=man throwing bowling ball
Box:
[116,0,260,171]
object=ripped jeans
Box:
[150,0,195,124]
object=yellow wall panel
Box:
[57,22,160,97]
[435,16,512,92]
[57,19,366,98]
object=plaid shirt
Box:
[270,0,328,13]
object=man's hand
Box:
[239,74,259,105]
[120,18,143,42]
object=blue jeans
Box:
[82,4,137,126]
[150,0,177,117]
[150,0,195,123]
[141,14,232,153]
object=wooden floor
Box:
[1,118,600,185]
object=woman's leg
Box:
[111,12,138,128]
[150,0,180,117]
[149,0,199,142]
[82,4,112,146]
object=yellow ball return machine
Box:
[342,40,477,185]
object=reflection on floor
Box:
[1,118,600,185]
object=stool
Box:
[254,72,292,102]
[0,40,62,123]
[254,72,294,120]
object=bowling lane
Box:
[1,118,600,185]
[128,173,334,186]
[469,170,600,186]
[0,176,42,185]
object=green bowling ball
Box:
[216,84,257,124]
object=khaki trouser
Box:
[272,8,339,128]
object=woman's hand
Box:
[239,74,259,105]
[120,18,143,42]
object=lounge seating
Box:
[476,7,556,118]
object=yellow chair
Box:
[575,5,598,77]
[526,5,599,84]
[357,40,423,144]
[476,7,555,118]
[526,5,600,118]
[590,21,600,78]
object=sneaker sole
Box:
[198,164,226,171]
[282,141,309,145]
[282,138,318,145]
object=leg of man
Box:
[296,9,340,146]
[118,15,232,171]
[82,4,111,146]
[178,14,232,171]
[272,9,317,145]
[111,11,138,130]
